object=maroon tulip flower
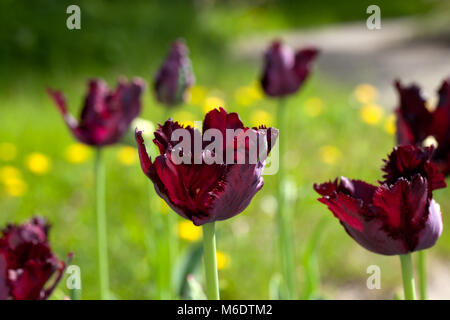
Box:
[261,40,319,98]
[135,107,278,226]
[0,217,66,300]
[395,78,450,175]
[154,40,195,106]
[314,145,446,255]
[47,78,145,146]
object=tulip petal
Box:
[394,80,432,144]
[135,129,153,177]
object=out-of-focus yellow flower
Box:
[303,97,324,117]
[0,166,27,197]
[234,82,263,106]
[65,143,91,164]
[423,135,439,148]
[3,178,27,197]
[117,146,137,166]
[0,166,21,182]
[0,143,17,161]
[216,251,230,270]
[360,104,384,125]
[203,96,225,114]
[384,114,396,135]
[177,221,202,241]
[173,111,196,128]
[251,110,273,127]
[354,83,378,104]
[319,145,342,165]
[189,85,207,106]
[159,198,170,215]
[25,153,51,175]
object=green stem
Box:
[399,254,416,300]
[276,99,297,299]
[417,250,427,300]
[202,222,220,300]
[95,148,109,300]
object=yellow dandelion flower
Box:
[0,166,27,197]
[177,221,202,242]
[173,111,196,128]
[216,251,230,270]
[0,165,22,183]
[354,83,378,104]
[0,143,17,161]
[117,146,137,166]
[65,143,91,164]
[203,96,225,114]
[360,104,384,125]
[234,83,263,106]
[189,85,207,106]
[251,110,273,127]
[384,114,396,135]
[319,145,342,165]
[25,153,51,175]
[303,97,324,117]
[3,177,27,197]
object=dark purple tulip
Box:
[0,217,66,300]
[48,78,145,147]
[314,145,446,255]
[136,107,278,226]
[395,78,450,175]
[154,40,195,106]
[261,40,319,98]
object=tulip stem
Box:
[95,148,109,300]
[276,98,297,299]
[417,250,427,300]
[202,222,220,300]
[399,253,416,300]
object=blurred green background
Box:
[1,0,449,299]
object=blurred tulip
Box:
[136,107,278,226]
[0,217,66,300]
[395,78,450,175]
[47,78,145,147]
[154,40,195,106]
[260,40,319,98]
[314,145,446,255]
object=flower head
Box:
[0,217,66,300]
[260,40,319,98]
[314,145,446,255]
[395,78,450,175]
[154,40,195,106]
[48,78,145,147]
[136,107,278,226]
